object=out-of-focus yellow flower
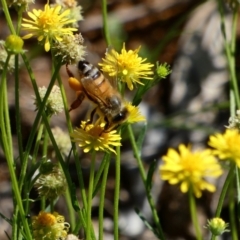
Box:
[125,102,146,123]
[99,43,154,90]
[71,120,121,154]
[32,211,70,240]
[208,129,240,167]
[159,144,223,198]
[22,3,77,51]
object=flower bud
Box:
[5,35,24,54]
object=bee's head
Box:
[112,107,129,124]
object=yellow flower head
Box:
[71,120,121,154]
[99,43,154,90]
[208,129,240,167]
[22,3,77,52]
[32,211,70,240]
[125,102,146,123]
[159,144,223,198]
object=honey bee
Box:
[66,60,129,130]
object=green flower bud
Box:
[156,62,171,79]
[206,218,230,236]
[5,35,24,54]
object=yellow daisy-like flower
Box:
[125,102,146,123]
[159,144,223,198]
[99,43,154,90]
[32,211,70,240]
[208,129,240,167]
[71,120,121,154]
[21,3,77,52]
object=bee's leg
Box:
[66,63,74,78]
[69,91,85,112]
[104,117,111,131]
[89,107,97,124]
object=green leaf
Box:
[135,208,159,237]
[146,159,157,192]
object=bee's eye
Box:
[112,108,129,123]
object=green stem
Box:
[14,55,24,164]
[102,0,111,46]
[188,188,202,240]
[56,75,88,230]
[114,145,121,240]
[0,55,32,239]
[99,154,110,240]
[32,122,44,164]
[0,0,16,34]
[229,175,238,240]
[210,164,235,240]
[18,53,61,192]
[86,151,96,240]
[217,0,240,108]
[127,124,165,239]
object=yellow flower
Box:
[159,144,223,198]
[208,129,240,167]
[21,3,77,52]
[99,43,154,90]
[125,102,146,123]
[32,211,70,240]
[71,120,121,154]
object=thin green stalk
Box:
[32,122,44,164]
[19,53,62,192]
[14,55,24,164]
[93,153,110,194]
[114,145,121,240]
[56,75,88,228]
[86,151,96,240]
[210,164,235,240]
[102,0,111,46]
[217,0,240,108]
[99,154,110,240]
[65,187,76,229]
[188,188,202,240]
[42,116,50,157]
[0,0,16,34]
[127,124,165,239]
[229,176,238,240]
[0,56,32,240]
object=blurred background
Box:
[0,0,236,239]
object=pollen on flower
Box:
[159,144,223,198]
[99,43,154,90]
[21,3,77,52]
[32,211,70,240]
[71,120,121,154]
[208,129,240,168]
